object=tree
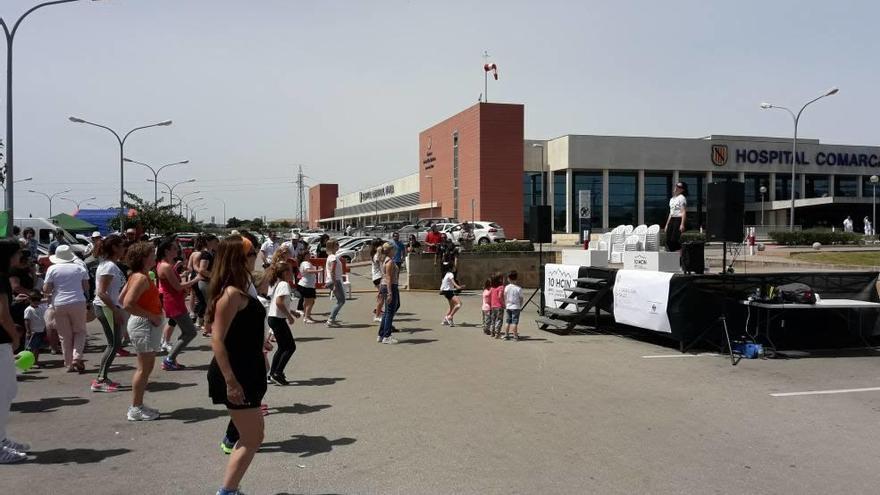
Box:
[250,217,265,230]
[109,191,193,234]
[227,217,243,228]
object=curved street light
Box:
[69,116,173,227]
[2,0,86,234]
[124,158,189,204]
[28,188,70,217]
[59,195,97,211]
[760,87,839,231]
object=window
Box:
[679,173,707,228]
[553,172,566,232]
[644,173,672,226]
[522,172,544,235]
[744,174,770,203]
[863,176,880,197]
[570,171,602,231]
[608,173,637,227]
[775,175,801,200]
[452,132,459,219]
[805,175,830,198]
[834,176,858,197]
[712,172,740,183]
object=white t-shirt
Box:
[260,240,278,260]
[326,254,343,281]
[669,194,687,218]
[371,254,384,281]
[93,260,125,307]
[504,284,524,310]
[24,304,47,333]
[45,262,89,306]
[440,272,456,291]
[267,281,292,318]
[298,260,317,288]
[281,240,302,258]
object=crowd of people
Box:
[0,224,525,494]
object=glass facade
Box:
[805,174,830,198]
[608,173,637,227]
[570,172,602,231]
[744,174,770,203]
[775,175,801,200]
[863,176,879,198]
[553,172,566,232]
[834,176,858,197]
[712,172,740,183]
[644,173,672,226]
[679,173,707,228]
[522,172,544,235]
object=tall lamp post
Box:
[191,207,207,223]
[425,175,434,218]
[184,198,205,219]
[0,177,32,209]
[760,87,838,231]
[124,158,189,204]
[147,178,195,207]
[2,0,84,236]
[69,116,173,227]
[210,198,227,226]
[531,143,548,315]
[59,195,96,211]
[759,185,767,227]
[177,190,202,217]
[28,188,70,217]
[870,176,879,237]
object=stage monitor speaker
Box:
[707,181,745,243]
[528,205,552,243]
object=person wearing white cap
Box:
[86,232,103,258]
[43,245,90,372]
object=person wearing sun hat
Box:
[663,181,689,252]
[43,245,91,372]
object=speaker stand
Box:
[524,241,545,315]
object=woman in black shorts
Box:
[206,235,265,495]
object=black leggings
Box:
[267,316,296,377]
[226,420,239,443]
[665,217,683,252]
[193,283,206,319]
[94,305,122,382]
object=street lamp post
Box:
[184,198,205,219]
[870,176,879,237]
[0,177,32,209]
[1,0,84,236]
[191,207,207,223]
[531,143,548,315]
[28,188,70,217]
[124,158,189,204]
[59,195,96,211]
[759,185,768,227]
[148,178,195,208]
[425,175,434,218]
[177,191,202,217]
[69,116,173,227]
[760,87,839,231]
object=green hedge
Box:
[471,240,534,253]
[769,230,863,246]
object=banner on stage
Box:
[544,264,581,309]
[613,269,673,333]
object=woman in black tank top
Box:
[205,235,265,495]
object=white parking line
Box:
[641,353,720,359]
[770,387,880,397]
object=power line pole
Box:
[295,165,306,229]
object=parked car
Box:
[445,221,507,245]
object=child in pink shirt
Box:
[489,273,505,338]
[481,278,492,335]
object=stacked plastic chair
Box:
[645,224,661,251]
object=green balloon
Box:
[15,351,35,371]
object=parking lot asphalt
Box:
[4,266,880,494]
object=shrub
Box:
[471,240,534,253]
[769,229,863,246]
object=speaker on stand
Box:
[525,206,551,315]
[707,181,745,273]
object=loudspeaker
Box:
[680,241,705,274]
[707,182,745,242]
[528,205,552,243]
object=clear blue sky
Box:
[4,0,879,221]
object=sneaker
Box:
[377,336,383,343]
[373,317,383,323]
[220,437,235,455]
[447,320,455,327]
[381,337,399,344]
[90,379,119,393]
[293,310,304,318]
[260,404,269,416]
[268,374,289,386]
[216,488,246,495]
[127,405,160,421]
[441,318,450,326]
[116,348,133,358]
[0,445,26,464]
[162,358,186,371]
[161,342,173,353]
[266,375,273,384]
[303,318,316,324]
[1,437,31,453]
[326,320,340,328]
[141,404,160,416]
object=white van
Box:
[14,218,88,257]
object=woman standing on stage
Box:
[663,181,688,252]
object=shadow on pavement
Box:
[260,435,356,457]
[515,336,548,342]
[16,373,48,381]
[342,324,370,329]
[269,403,332,415]
[397,338,438,345]
[290,377,346,387]
[163,407,226,423]
[146,381,197,392]
[400,328,432,334]
[296,337,334,343]
[26,448,131,464]
[12,396,89,413]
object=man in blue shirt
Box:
[48,229,67,255]
[391,231,405,267]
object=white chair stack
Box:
[610,225,627,263]
[645,224,661,251]
[632,224,648,250]
[624,234,640,252]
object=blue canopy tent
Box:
[74,209,126,235]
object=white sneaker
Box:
[0,438,30,453]
[448,319,456,327]
[0,445,26,464]
[326,320,340,328]
[441,318,450,326]
[127,405,160,421]
[373,317,383,322]
[161,342,173,353]
[377,336,383,342]
[381,337,399,344]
